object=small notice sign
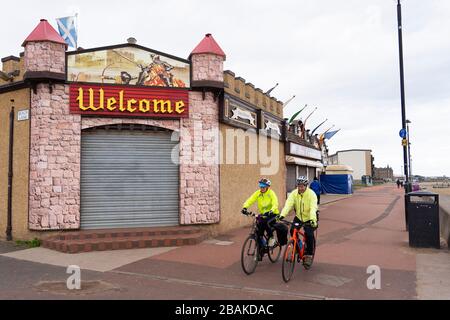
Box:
[17,109,29,121]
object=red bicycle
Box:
[280,219,318,282]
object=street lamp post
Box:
[397,0,410,192]
[406,119,412,181]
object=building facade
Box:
[1,20,310,241]
[328,149,373,182]
[373,165,394,181]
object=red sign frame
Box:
[69,84,189,118]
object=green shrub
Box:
[15,238,41,248]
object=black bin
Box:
[405,191,440,249]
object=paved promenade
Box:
[1,184,449,299]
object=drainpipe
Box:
[6,100,14,241]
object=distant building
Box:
[328,149,373,183]
[374,165,394,181]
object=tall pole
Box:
[397,0,410,191]
[406,120,412,180]
[6,100,14,241]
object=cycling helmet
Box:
[296,176,308,186]
[258,178,271,188]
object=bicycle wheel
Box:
[282,239,296,282]
[268,233,282,263]
[241,235,259,275]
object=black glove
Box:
[241,208,248,215]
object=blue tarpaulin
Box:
[320,174,353,194]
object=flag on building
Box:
[56,15,77,48]
[324,129,341,140]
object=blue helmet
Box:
[258,178,271,188]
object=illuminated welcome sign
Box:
[69,84,189,118]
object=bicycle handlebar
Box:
[280,219,315,227]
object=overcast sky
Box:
[2,0,449,177]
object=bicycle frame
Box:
[288,223,306,261]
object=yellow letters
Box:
[139,99,150,112]
[153,100,171,113]
[119,90,126,112]
[74,86,186,115]
[107,97,116,111]
[175,101,185,114]
[127,99,137,112]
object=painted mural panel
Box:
[67,46,190,88]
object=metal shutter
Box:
[80,128,179,229]
[286,164,297,193]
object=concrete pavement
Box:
[1,184,449,299]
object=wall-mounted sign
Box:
[17,109,29,121]
[222,94,257,129]
[288,142,322,160]
[259,111,283,140]
[67,45,190,88]
[69,84,189,118]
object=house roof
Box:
[22,19,67,47]
[190,33,225,59]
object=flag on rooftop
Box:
[56,15,77,48]
[324,129,341,140]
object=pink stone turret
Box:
[23,19,66,74]
[189,34,225,83]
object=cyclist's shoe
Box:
[258,248,264,261]
[303,255,313,267]
[297,254,301,263]
[268,237,276,247]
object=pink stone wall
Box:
[81,118,179,131]
[26,41,223,231]
[191,54,224,82]
[29,84,81,230]
[24,42,66,74]
[179,91,220,224]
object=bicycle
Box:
[280,216,319,283]
[240,211,282,275]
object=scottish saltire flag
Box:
[56,16,77,48]
[324,129,341,140]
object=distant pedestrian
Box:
[310,176,322,204]
[396,179,401,189]
[400,180,404,188]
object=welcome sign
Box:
[69,84,189,118]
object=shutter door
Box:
[286,165,297,193]
[80,128,179,229]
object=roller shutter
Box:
[80,127,179,229]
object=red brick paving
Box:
[117,184,418,299]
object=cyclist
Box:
[278,176,318,268]
[241,178,287,259]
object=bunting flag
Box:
[288,104,308,124]
[56,15,78,48]
[324,129,341,140]
[265,83,279,95]
[311,118,328,136]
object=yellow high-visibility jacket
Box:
[280,187,318,224]
[243,189,280,215]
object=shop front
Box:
[0,19,225,240]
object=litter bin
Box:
[405,191,440,249]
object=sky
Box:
[1,0,449,177]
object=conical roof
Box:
[22,19,67,47]
[190,33,225,59]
